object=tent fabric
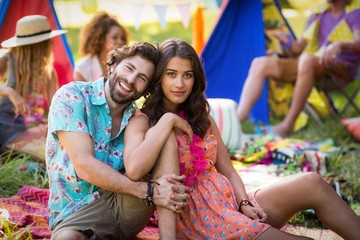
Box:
[0,0,74,87]
[201,0,268,123]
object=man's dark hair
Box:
[106,42,159,75]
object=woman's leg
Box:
[151,131,179,239]
[255,172,360,239]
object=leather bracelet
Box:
[238,199,253,212]
[145,180,160,206]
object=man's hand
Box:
[152,174,191,213]
[320,42,342,66]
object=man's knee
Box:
[298,53,320,71]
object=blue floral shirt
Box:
[45,78,136,228]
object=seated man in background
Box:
[237,0,360,136]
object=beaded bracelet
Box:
[145,180,160,206]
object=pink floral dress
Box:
[176,131,270,239]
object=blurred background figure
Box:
[73,12,129,82]
[0,15,67,159]
[237,0,360,136]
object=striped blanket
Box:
[0,186,159,239]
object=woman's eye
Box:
[167,72,175,77]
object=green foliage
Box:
[0,216,33,240]
[0,150,48,198]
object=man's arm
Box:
[58,131,148,198]
[58,130,188,209]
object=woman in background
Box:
[0,15,66,157]
[73,12,128,82]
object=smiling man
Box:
[45,42,190,240]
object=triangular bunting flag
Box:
[177,2,191,29]
[130,4,144,30]
[154,4,167,29]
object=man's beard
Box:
[108,74,143,104]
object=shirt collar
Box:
[91,77,107,106]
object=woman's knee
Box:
[297,172,326,192]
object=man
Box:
[237,0,360,136]
[46,42,190,240]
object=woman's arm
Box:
[46,69,59,106]
[0,56,7,80]
[210,116,248,203]
[211,116,268,222]
[124,112,192,181]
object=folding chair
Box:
[306,67,360,126]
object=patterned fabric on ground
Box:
[6,134,47,161]
[175,132,270,239]
[0,186,51,239]
[0,186,164,240]
[282,225,343,240]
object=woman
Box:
[73,12,128,82]
[124,38,360,239]
[0,15,66,156]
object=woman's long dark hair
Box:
[143,38,210,138]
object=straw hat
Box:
[1,15,67,48]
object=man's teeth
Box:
[120,82,130,91]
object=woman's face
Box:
[104,26,126,52]
[161,56,194,112]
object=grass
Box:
[0,150,48,198]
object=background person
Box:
[0,15,66,156]
[237,0,360,136]
[73,12,128,82]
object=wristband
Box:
[238,199,253,212]
[145,180,160,206]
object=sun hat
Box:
[1,15,67,48]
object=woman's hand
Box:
[7,87,31,115]
[164,113,194,142]
[241,205,268,223]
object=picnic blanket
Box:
[0,185,159,240]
